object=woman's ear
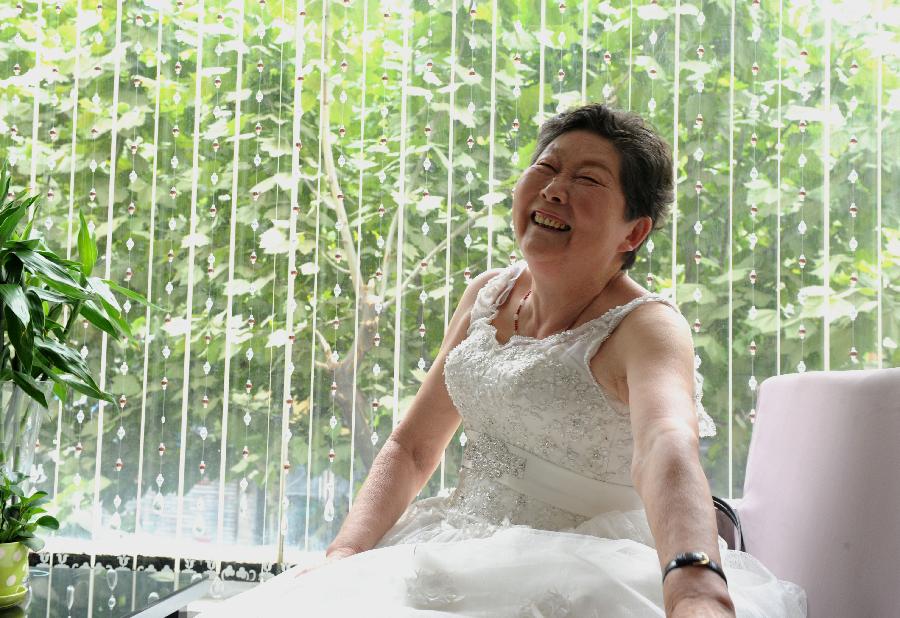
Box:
[617,216,653,252]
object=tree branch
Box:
[320,94,362,299]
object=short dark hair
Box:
[530,104,673,270]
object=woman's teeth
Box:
[532,212,571,231]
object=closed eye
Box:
[578,175,602,185]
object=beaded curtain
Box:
[0,0,897,561]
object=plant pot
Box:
[0,542,28,609]
[0,382,53,481]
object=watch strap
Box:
[662,551,728,585]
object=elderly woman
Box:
[209,105,805,617]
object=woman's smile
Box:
[531,210,572,232]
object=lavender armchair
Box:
[717,368,900,617]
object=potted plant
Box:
[0,162,153,606]
[0,161,149,479]
[0,471,59,608]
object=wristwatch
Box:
[662,551,728,585]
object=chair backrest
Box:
[738,368,900,618]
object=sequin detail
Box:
[462,433,527,479]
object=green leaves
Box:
[77,212,97,277]
[0,162,155,419]
[13,249,89,300]
[0,472,59,549]
[0,284,30,327]
[10,371,47,408]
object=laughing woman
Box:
[208,105,806,617]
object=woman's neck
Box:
[520,260,626,337]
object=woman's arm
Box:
[616,303,735,616]
[325,269,503,559]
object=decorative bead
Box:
[115,458,123,472]
[798,325,806,339]
[245,379,253,393]
[328,448,336,463]
[242,446,249,458]
[749,341,757,356]
[849,347,859,362]
[158,443,166,455]
[798,254,807,268]
[693,319,701,333]
[694,250,702,264]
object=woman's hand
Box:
[293,547,358,578]
[670,596,736,617]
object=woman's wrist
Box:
[663,566,734,616]
[325,544,361,560]
[670,595,736,618]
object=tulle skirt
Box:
[205,496,806,617]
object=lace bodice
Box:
[443,261,715,531]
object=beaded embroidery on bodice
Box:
[443,261,715,531]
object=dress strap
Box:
[580,293,717,438]
[580,294,678,366]
[468,261,527,331]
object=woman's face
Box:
[512,129,647,273]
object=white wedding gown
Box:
[208,261,806,617]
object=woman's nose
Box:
[540,176,567,203]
